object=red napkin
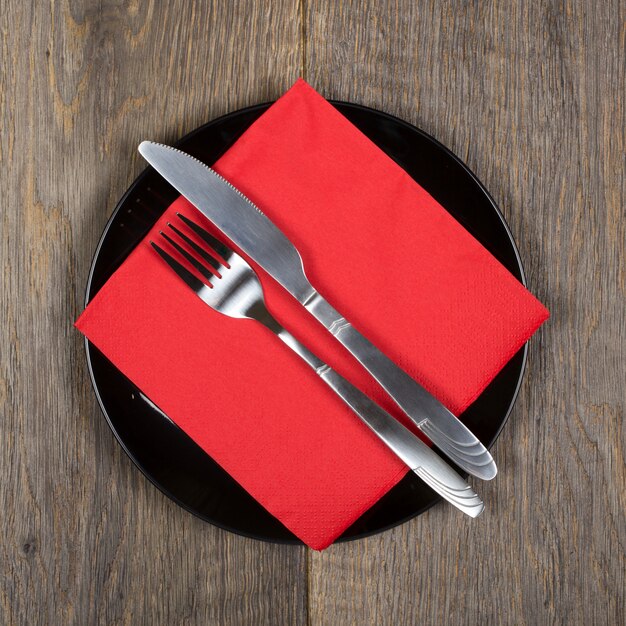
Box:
[76,79,548,549]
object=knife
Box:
[138,141,497,480]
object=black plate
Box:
[85,102,527,544]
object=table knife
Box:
[138,141,497,480]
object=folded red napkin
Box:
[76,79,548,549]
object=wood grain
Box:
[1,0,624,624]
[0,1,306,625]
[305,1,625,625]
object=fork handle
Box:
[300,290,497,480]
[255,310,484,518]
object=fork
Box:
[150,212,484,517]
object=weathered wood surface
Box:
[0,2,307,625]
[1,0,623,624]
[305,1,626,625]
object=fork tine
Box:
[166,223,222,273]
[150,241,208,293]
[176,212,232,261]
[159,230,216,281]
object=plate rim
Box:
[83,100,528,544]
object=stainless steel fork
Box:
[150,212,484,517]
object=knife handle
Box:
[259,317,484,518]
[301,290,497,480]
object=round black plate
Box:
[85,102,527,544]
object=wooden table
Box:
[1,1,624,624]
